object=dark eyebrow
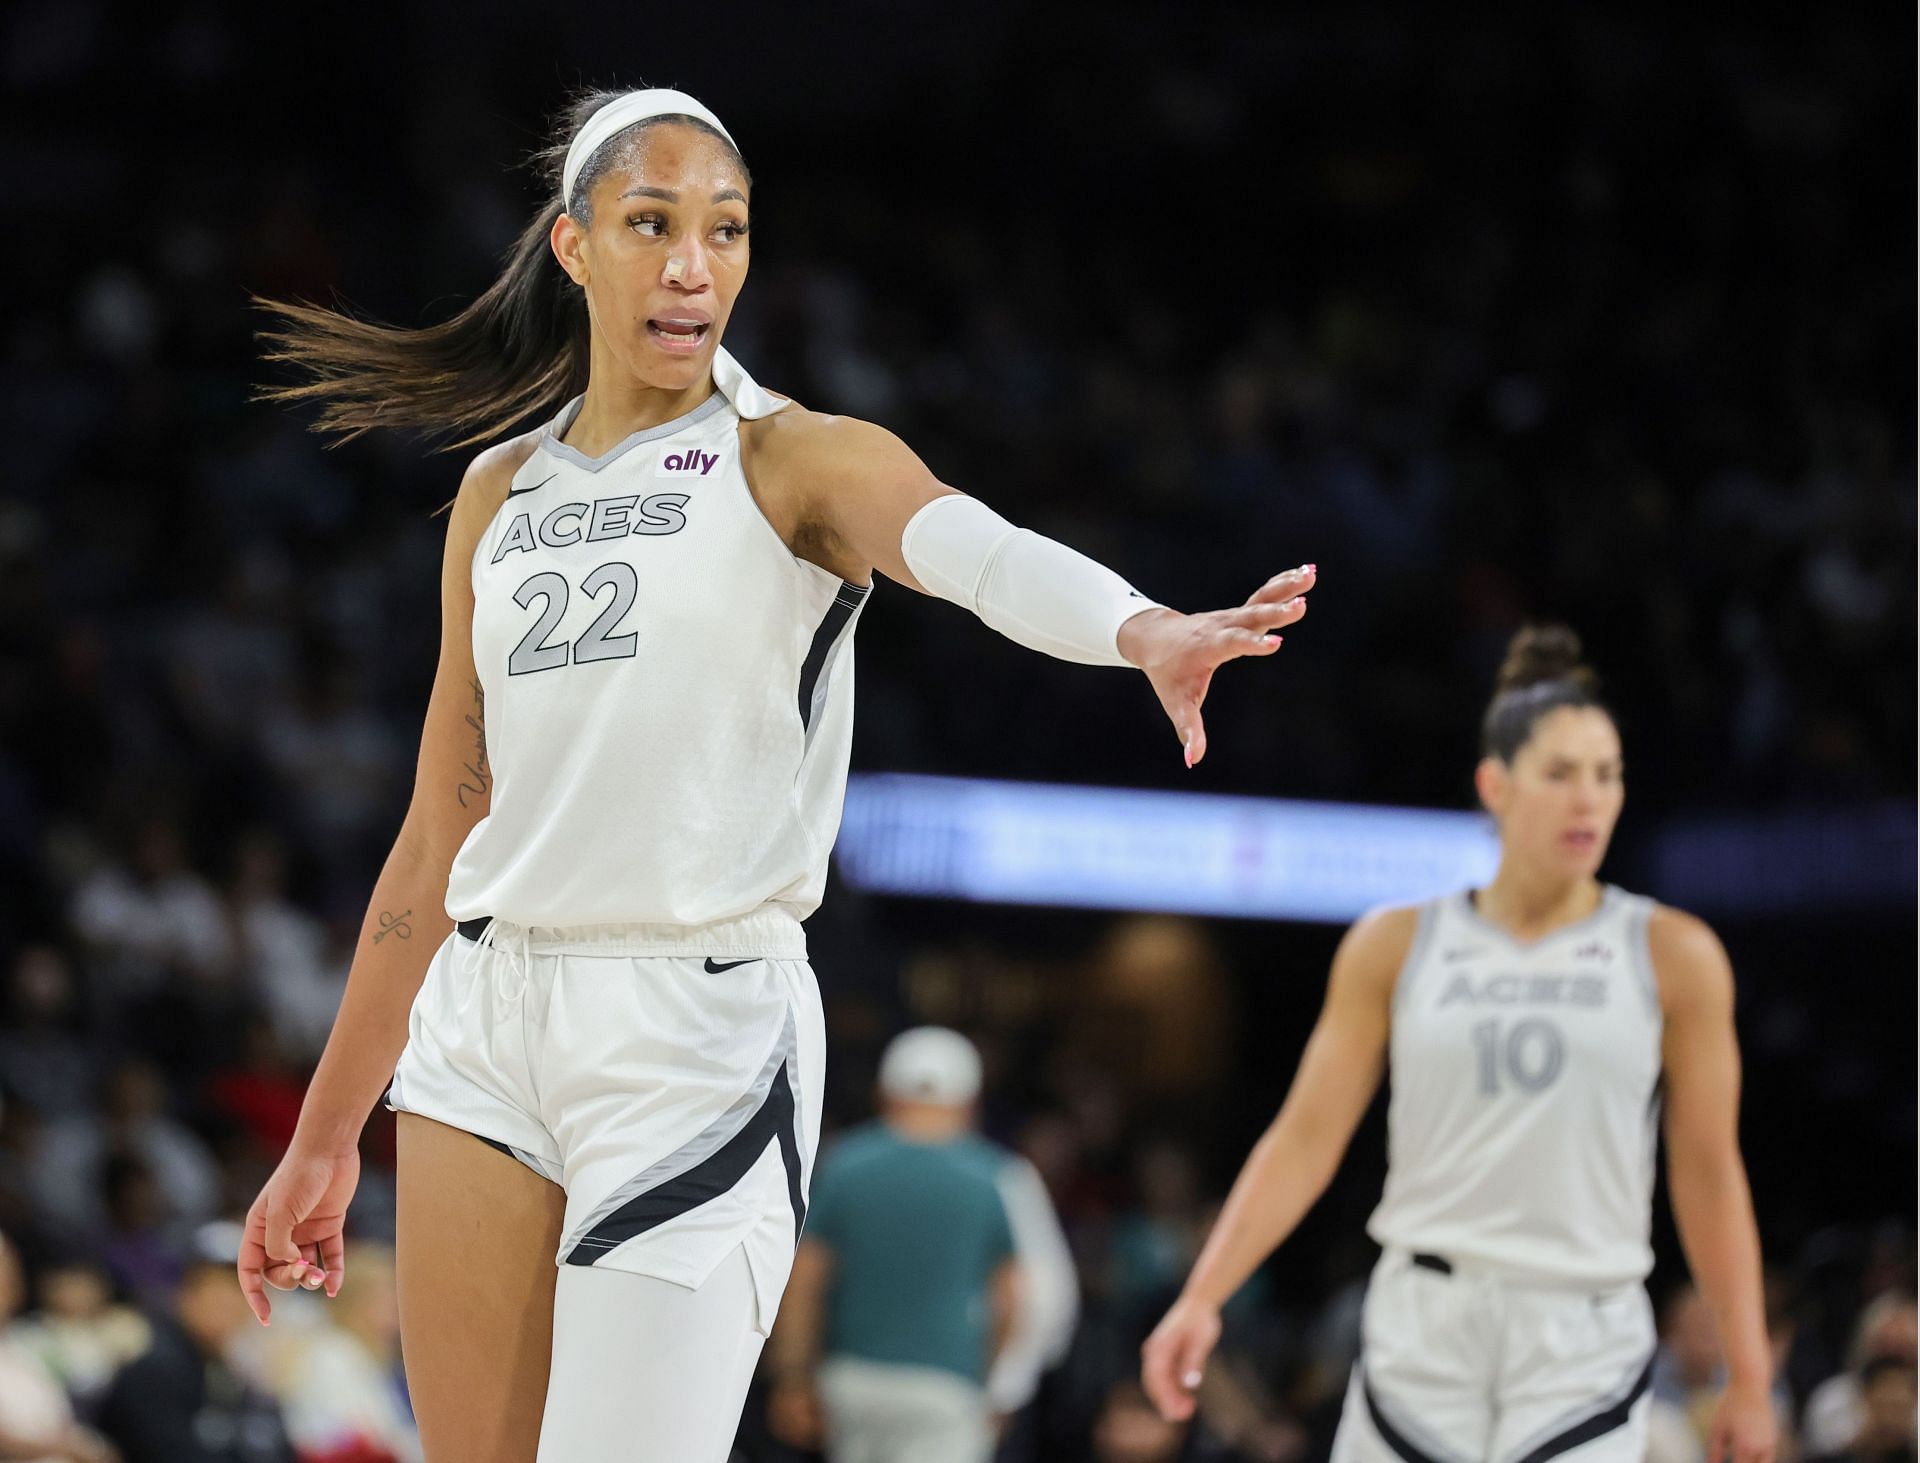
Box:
[616,184,748,206]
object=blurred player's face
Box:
[553,123,750,394]
[1477,707,1624,881]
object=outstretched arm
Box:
[1656,908,1776,1463]
[746,410,1315,765]
[1140,905,1412,1420]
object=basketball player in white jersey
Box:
[1141,626,1777,1463]
[232,88,1316,1462]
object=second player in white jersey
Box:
[1143,625,1779,1463]
[1372,883,1663,1288]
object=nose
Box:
[663,234,713,291]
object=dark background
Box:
[0,3,1912,1460]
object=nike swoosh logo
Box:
[704,957,760,973]
[508,473,557,499]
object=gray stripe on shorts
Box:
[562,1008,801,1261]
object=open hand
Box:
[1117,565,1316,766]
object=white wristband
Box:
[900,494,1162,666]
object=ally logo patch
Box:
[658,447,720,477]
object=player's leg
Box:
[1491,1284,1656,1463]
[536,1243,765,1463]
[396,1112,567,1463]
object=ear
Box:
[1474,756,1507,819]
[551,210,590,288]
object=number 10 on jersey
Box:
[1471,1017,1566,1095]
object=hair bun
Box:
[1496,624,1598,695]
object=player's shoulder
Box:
[458,428,544,506]
[739,406,913,484]
[445,428,543,545]
[1326,902,1426,1004]
[1343,902,1427,966]
[1642,900,1732,985]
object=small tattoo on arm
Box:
[456,676,492,810]
[373,909,414,944]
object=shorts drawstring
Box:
[472,917,531,1010]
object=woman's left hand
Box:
[1706,1381,1777,1463]
[1118,565,1316,766]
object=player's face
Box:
[561,124,750,392]
[1480,707,1624,880]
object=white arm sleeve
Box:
[986,1156,1081,1414]
[899,494,1163,666]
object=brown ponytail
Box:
[253,88,748,452]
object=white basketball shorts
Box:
[1332,1248,1655,1463]
[386,909,824,1335]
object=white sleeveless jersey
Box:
[444,350,870,931]
[1366,885,1664,1286]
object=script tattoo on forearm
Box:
[457,677,491,809]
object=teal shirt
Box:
[806,1122,1017,1383]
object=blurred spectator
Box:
[204,1018,307,1160]
[30,1061,221,1243]
[68,819,233,1008]
[8,1254,150,1415]
[94,1223,293,1463]
[225,832,345,1064]
[1091,1379,1188,1463]
[0,947,103,1122]
[1805,1295,1920,1455]
[247,1243,418,1463]
[768,1028,1066,1462]
[95,1156,183,1312]
[1647,1284,1725,1463]
[0,1230,118,1463]
[1802,1356,1917,1463]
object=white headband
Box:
[561,89,739,214]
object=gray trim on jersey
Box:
[1622,892,1662,1019]
[541,392,731,473]
[1453,884,1622,952]
[1497,1347,1655,1463]
[799,581,870,742]
[562,1006,800,1255]
[1390,899,1444,1015]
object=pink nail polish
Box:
[1303,563,1316,575]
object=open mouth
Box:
[647,318,711,349]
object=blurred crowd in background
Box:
[0,2,1911,1460]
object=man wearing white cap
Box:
[767,1028,1078,1463]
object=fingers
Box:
[1243,563,1317,607]
[1140,1336,1196,1422]
[263,1192,300,1272]
[1222,596,1307,633]
[237,1246,271,1325]
[239,1197,274,1324]
[1182,714,1206,769]
[320,1230,347,1298]
[1705,1420,1730,1463]
[1174,1324,1215,1398]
